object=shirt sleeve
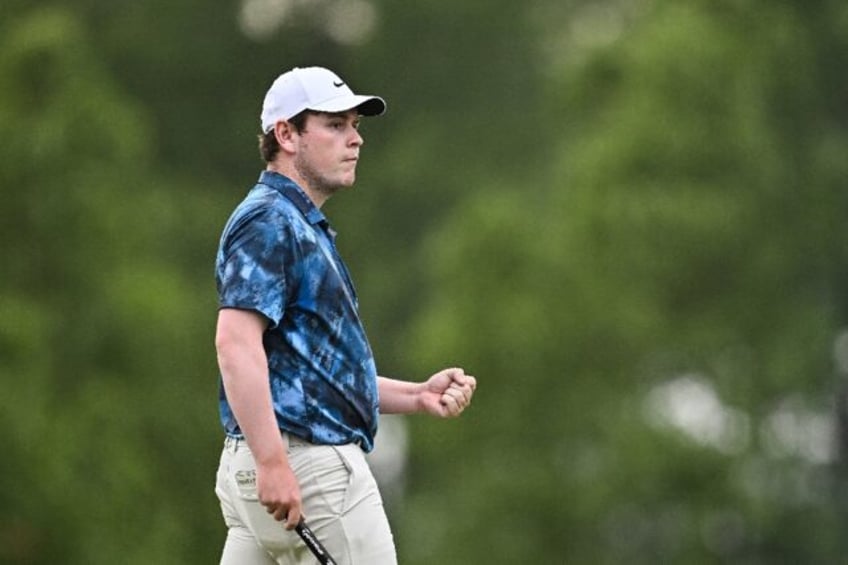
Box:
[215,204,298,327]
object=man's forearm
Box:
[377,376,424,414]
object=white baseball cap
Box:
[260,66,386,133]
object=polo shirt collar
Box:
[258,170,328,228]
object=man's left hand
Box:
[420,367,477,417]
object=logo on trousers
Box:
[235,470,256,489]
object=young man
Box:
[213,66,477,564]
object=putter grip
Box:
[295,519,339,565]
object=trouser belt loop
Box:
[224,436,243,453]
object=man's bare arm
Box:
[378,369,477,417]
[215,308,302,528]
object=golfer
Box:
[213,66,477,564]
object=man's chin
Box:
[338,174,357,189]
[318,178,355,197]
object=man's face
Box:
[292,110,364,197]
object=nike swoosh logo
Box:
[333,81,345,87]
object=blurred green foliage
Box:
[2,0,848,563]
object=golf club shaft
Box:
[295,518,338,565]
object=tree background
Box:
[2,0,848,563]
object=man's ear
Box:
[274,120,298,154]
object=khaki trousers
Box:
[215,435,397,565]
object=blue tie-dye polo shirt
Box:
[216,170,379,451]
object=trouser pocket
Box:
[294,444,353,521]
[223,448,299,554]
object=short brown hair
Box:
[257,110,312,163]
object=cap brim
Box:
[309,95,386,116]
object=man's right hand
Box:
[257,459,302,529]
